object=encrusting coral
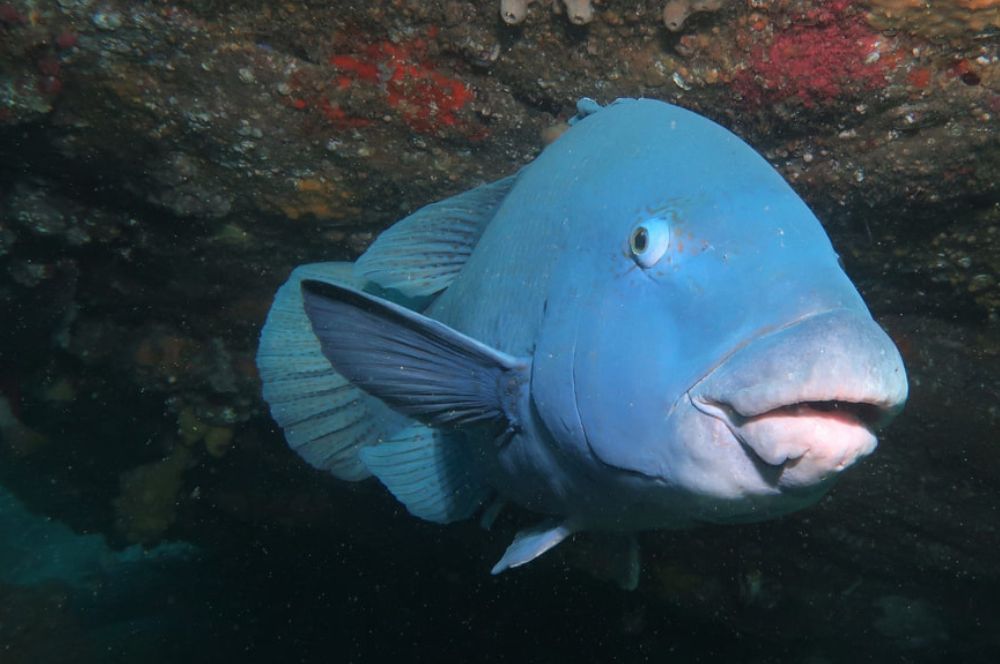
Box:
[113,446,192,543]
[867,0,1000,40]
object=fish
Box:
[256,98,908,589]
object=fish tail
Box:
[256,262,390,480]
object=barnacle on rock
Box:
[500,0,594,26]
[663,0,723,32]
[563,0,595,25]
[500,0,535,25]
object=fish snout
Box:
[690,309,907,488]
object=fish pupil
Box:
[631,227,649,254]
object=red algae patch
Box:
[733,6,894,107]
[325,32,475,135]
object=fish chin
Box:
[643,396,838,526]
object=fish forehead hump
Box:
[429,98,841,355]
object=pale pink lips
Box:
[691,396,880,486]
[731,402,879,487]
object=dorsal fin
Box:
[354,175,518,298]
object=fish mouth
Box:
[689,309,907,487]
[693,398,880,483]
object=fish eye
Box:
[630,227,649,253]
[628,218,670,268]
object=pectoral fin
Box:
[301,280,530,431]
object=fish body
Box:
[257,98,907,587]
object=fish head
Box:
[528,99,907,524]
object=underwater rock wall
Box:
[1,1,1000,661]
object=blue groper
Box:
[257,98,908,589]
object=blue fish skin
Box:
[259,98,908,584]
